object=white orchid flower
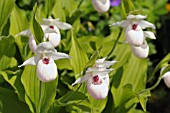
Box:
[18,42,71,82]
[161,66,170,88]
[110,14,156,46]
[17,18,72,48]
[72,58,116,100]
[92,0,110,13]
[41,17,72,47]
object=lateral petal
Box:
[47,52,71,60]
[16,29,31,37]
[144,31,156,39]
[18,57,36,67]
[110,20,131,28]
[72,74,90,86]
[53,21,72,30]
[138,20,155,29]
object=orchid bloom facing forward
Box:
[18,42,71,82]
[72,58,117,100]
[41,18,72,47]
[17,18,72,49]
[92,0,110,13]
[110,14,156,58]
[110,14,156,46]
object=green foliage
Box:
[30,4,44,44]
[0,0,15,35]
[69,31,88,75]
[0,87,31,113]
[0,0,169,113]
[21,66,58,113]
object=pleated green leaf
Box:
[111,43,147,112]
[30,4,44,44]
[69,31,88,75]
[21,66,58,113]
[10,4,28,35]
[0,35,16,70]
[0,0,15,35]
[44,0,56,17]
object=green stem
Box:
[36,81,44,113]
[138,52,170,95]
[78,0,84,9]
[138,76,162,95]
[107,28,123,59]
[147,52,170,82]
[59,84,82,104]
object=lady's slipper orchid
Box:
[17,18,72,49]
[110,14,156,46]
[72,58,116,100]
[92,0,110,13]
[41,18,72,47]
[161,66,170,88]
[19,42,71,82]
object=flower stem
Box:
[138,52,170,95]
[59,84,82,104]
[107,28,123,59]
[78,0,84,9]
[147,52,170,82]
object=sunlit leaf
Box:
[21,66,58,113]
[0,35,17,70]
[30,4,44,44]
[10,5,28,35]
[44,0,56,17]
[0,0,15,35]
[69,31,88,75]
[52,0,66,21]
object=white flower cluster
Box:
[18,18,72,82]
[110,14,156,58]
[72,57,117,100]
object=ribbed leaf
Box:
[69,31,88,75]
[10,5,28,35]
[111,44,147,112]
[0,0,15,35]
[0,35,16,70]
[30,4,44,44]
[44,0,56,17]
[21,66,58,113]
